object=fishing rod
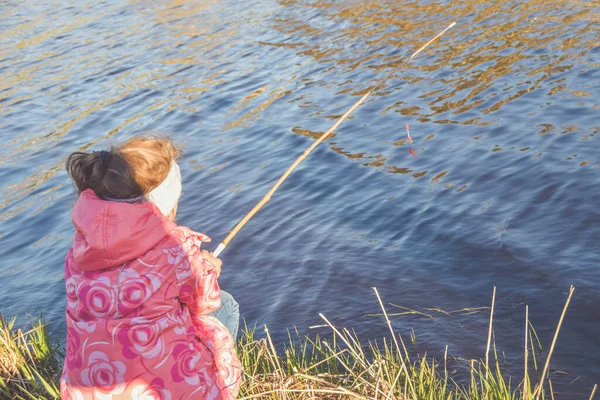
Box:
[213,21,457,258]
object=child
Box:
[60,136,241,399]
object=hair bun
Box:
[93,151,112,177]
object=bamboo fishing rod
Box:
[213,21,456,258]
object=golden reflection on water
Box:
[0,0,242,220]
[226,88,293,131]
[260,0,599,184]
[0,0,598,221]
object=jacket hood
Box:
[71,189,176,271]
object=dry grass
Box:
[235,286,590,400]
[1,286,595,400]
[0,314,61,399]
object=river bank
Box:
[2,287,594,399]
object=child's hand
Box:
[201,249,222,278]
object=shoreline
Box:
[2,287,595,399]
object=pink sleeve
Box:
[174,228,222,315]
[172,228,242,398]
[191,314,242,399]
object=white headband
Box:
[147,161,182,217]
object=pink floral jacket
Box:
[60,190,242,399]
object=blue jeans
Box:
[209,290,239,339]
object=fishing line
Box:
[213,21,457,257]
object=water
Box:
[1,0,598,396]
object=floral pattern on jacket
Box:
[60,190,241,399]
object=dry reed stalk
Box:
[294,373,337,388]
[303,349,348,373]
[239,387,367,400]
[352,362,382,392]
[389,304,435,320]
[524,305,529,400]
[318,339,383,397]
[343,327,363,356]
[212,22,457,257]
[590,384,598,400]
[533,285,575,399]
[385,367,403,400]
[319,313,371,373]
[307,374,370,399]
[444,345,448,384]
[549,379,555,400]
[485,286,496,379]
[377,314,411,363]
[249,344,268,378]
[264,326,283,377]
[293,372,351,399]
[372,287,417,399]
[374,365,381,400]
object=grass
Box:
[1,286,595,399]
[235,286,577,400]
[0,314,61,399]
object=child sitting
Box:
[60,136,241,399]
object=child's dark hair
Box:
[66,150,143,200]
[66,136,179,200]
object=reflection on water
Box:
[267,0,598,167]
[0,0,599,397]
